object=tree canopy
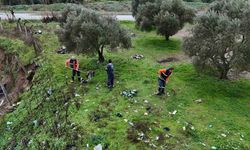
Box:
[57,6,131,62]
[183,0,250,79]
[132,0,195,40]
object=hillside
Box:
[0,21,250,149]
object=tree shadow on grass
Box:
[134,36,181,53]
[176,68,250,117]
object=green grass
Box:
[0,36,36,65]
[0,21,249,149]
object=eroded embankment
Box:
[0,48,38,115]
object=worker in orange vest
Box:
[65,56,81,82]
[157,67,174,95]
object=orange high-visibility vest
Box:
[66,59,79,71]
[158,69,173,81]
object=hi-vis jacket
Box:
[158,68,173,81]
[65,59,79,71]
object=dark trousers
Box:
[158,78,166,94]
[107,74,114,89]
[72,69,81,81]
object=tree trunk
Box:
[165,35,169,41]
[219,69,229,79]
[98,45,105,63]
[98,50,105,63]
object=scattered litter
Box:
[155,136,159,141]
[182,126,186,131]
[47,87,53,96]
[96,87,100,90]
[137,132,145,140]
[28,140,33,145]
[165,134,173,138]
[183,122,195,131]
[134,110,138,113]
[144,112,148,116]
[144,100,149,103]
[191,126,195,130]
[208,124,213,128]
[240,138,243,141]
[124,119,128,122]
[7,121,13,125]
[35,30,42,34]
[116,113,123,118]
[121,89,138,98]
[6,121,13,130]
[128,122,134,126]
[195,99,203,103]
[130,33,136,37]
[131,54,144,59]
[163,127,170,132]
[144,140,150,143]
[94,144,102,150]
[211,146,217,150]
[12,102,21,107]
[169,110,177,116]
[201,143,206,147]
[75,93,80,97]
[33,120,38,127]
[149,143,157,148]
[167,92,170,97]
[221,133,227,137]
[56,46,67,54]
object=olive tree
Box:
[154,0,195,40]
[135,2,159,31]
[131,0,156,17]
[133,0,194,40]
[57,6,131,62]
[183,0,250,79]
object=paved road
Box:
[0,12,135,21]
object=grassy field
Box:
[0,21,249,149]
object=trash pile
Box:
[130,33,136,38]
[169,110,177,116]
[194,99,203,103]
[56,46,67,54]
[121,89,138,98]
[34,30,42,34]
[131,54,144,60]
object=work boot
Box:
[156,88,162,95]
[161,88,165,95]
